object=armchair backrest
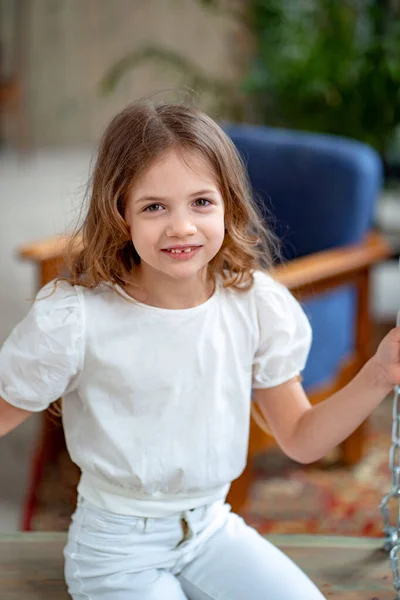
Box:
[224,124,383,260]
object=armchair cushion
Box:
[302,288,356,390]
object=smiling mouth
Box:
[162,246,201,254]
[161,246,202,260]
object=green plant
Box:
[245,0,400,158]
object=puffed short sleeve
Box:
[0,280,84,411]
[252,271,312,389]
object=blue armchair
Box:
[223,124,391,512]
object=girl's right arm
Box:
[0,395,33,437]
[0,281,83,435]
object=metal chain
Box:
[379,310,400,597]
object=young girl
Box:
[0,102,399,600]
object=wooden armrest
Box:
[18,234,83,262]
[272,231,393,297]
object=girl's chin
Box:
[163,265,205,279]
[158,261,209,281]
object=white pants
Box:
[64,495,326,599]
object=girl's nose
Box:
[166,216,197,238]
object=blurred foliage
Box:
[245,0,400,157]
[101,0,400,157]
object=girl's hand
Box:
[372,326,400,390]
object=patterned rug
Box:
[26,394,395,538]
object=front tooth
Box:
[184,248,191,253]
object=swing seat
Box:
[0,532,394,598]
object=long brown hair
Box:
[63,102,278,290]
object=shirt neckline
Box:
[112,278,220,316]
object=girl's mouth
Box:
[161,246,202,260]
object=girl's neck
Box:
[123,267,215,310]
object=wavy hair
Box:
[63,102,279,291]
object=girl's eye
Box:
[193,198,211,207]
[144,203,163,213]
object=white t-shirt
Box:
[0,271,311,516]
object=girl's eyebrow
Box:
[134,189,219,204]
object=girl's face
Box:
[125,148,225,284]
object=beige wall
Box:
[23,0,241,147]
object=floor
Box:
[0,149,399,533]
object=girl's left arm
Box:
[253,326,400,464]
